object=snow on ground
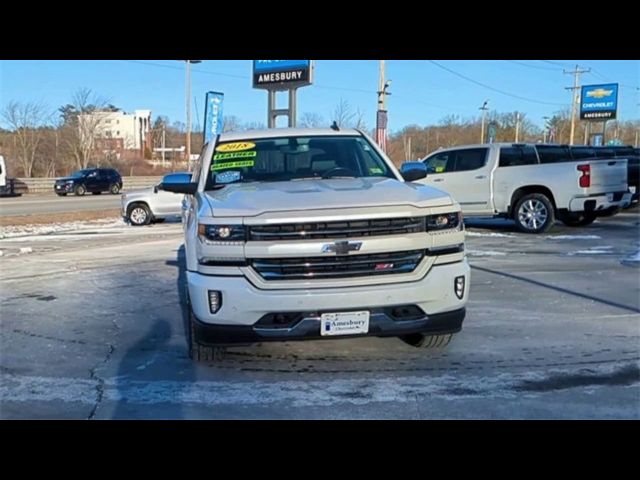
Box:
[547,235,602,240]
[567,246,613,256]
[622,250,640,263]
[465,231,514,238]
[0,217,125,239]
[466,250,507,257]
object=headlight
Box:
[198,224,246,242]
[425,212,463,231]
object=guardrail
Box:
[9,177,163,194]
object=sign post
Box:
[253,60,313,128]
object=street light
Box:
[184,60,202,166]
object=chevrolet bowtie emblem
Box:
[586,88,613,99]
[322,241,363,255]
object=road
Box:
[0,194,123,216]
[1,212,639,419]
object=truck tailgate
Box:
[587,159,628,194]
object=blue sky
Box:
[1,60,638,132]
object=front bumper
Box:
[568,191,632,213]
[187,260,470,345]
[54,183,74,193]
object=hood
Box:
[56,177,81,183]
[203,178,453,217]
[123,186,155,199]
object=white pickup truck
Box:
[417,143,631,233]
[161,128,469,361]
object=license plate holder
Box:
[320,311,370,337]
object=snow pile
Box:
[0,218,124,239]
[466,250,507,257]
[547,235,601,240]
[465,231,514,238]
[567,246,613,256]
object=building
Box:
[80,109,152,159]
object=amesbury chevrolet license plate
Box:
[320,311,370,336]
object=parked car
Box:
[54,168,122,196]
[417,143,631,233]
[161,128,469,362]
[121,180,185,226]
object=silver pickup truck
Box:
[417,143,631,233]
[161,128,470,361]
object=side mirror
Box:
[153,185,159,193]
[161,172,196,195]
[400,162,428,182]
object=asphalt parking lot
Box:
[1,210,639,419]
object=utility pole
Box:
[376,60,391,152]
[161,123,166,167]
[564,65,590,146]
[184,60,202,164]
[514,112,521,142]
[479,100,489,144]
[543,116,550,143]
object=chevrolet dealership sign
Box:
[580,83,619,120]
[253,60,313,90]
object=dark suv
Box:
[54,168,123,196]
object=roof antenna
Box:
[330,121,340,131]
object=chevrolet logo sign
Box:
[586,88,613,99]
[322,241,363,255]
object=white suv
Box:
[161,128,470,361]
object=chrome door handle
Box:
[475,175,487,179]
[433,178,444,183]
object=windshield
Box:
[69,169,92,178]
[205,135,395,188]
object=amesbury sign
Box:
[580,83,619,121]
[253,60,313,90]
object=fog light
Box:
[454,276,465,299]
[208,290,222,314]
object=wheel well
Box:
[509,186,557,217]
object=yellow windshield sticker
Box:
[211,160,255,171]
[435,166,445,173]
[216,142,256,153]
[369,167,383,174]
[213,151,257,161]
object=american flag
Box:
[376,110,388,153]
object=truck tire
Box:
[399,333,453,349]
[559,212,597,227]
[74,184,86,196]
[127,204,152,226]
[189,309,226,362]
[513,193,555,234]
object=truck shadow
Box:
[111,244,195,419]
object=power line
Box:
[426,60,566,106]
[505,60,561,71]
[540,60,573,67]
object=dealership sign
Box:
[580,83,618,120]
[253,60,313,90]
[204,91,224,144]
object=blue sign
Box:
[580,83,618,121]
[253,60,313,90]
[204,91,224,144]
[253,60,310,73]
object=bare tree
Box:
[60,88,111,170]
[1,101,52,177]
[299,112,325,128]
[222,115,242,133]
[332,98,355,128]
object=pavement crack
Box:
[9,328,90,345]
[87,317,121,420]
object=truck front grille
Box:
[251,250,424,281]
[248,217,424,241]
